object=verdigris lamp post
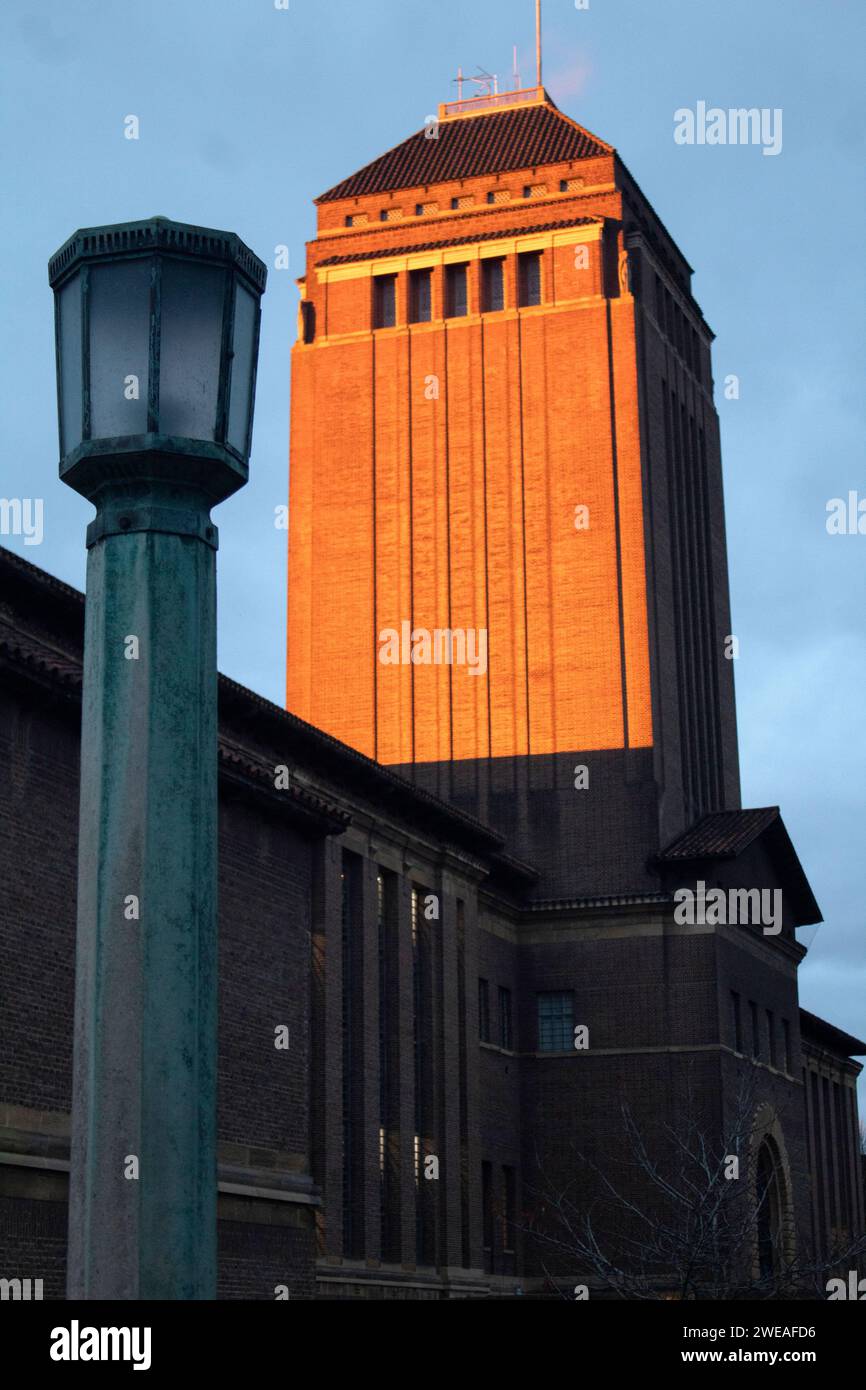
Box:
[48,218,267,1299]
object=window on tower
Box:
[373,274,397,329]
[409,268,432,323]
[482,257,505,312]
[445,263,468,318]
[518,251,542,307]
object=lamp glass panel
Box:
[58,276,83,455]
[226,281,257,456]
[88,259,151,438]
[158,259,226,439]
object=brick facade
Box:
[0,90,862,1303]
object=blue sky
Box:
[1,0,864,1066]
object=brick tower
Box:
[287,84,741,897]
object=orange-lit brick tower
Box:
[287,85,741,896]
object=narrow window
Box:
[749,1000,760,1059]
[766,1009,776,1068]
[482,257,505,312]
[537,991,573,1052]
[373,274,396,329]
[478,978,490,1042]
[409,268,432,323]
[518,251,542,307]
[445,263,468,318]
[503,1166,516,1253]
[481,1161,494,1257]
[731,991,742,1052]
[782,1019,791,1074]
[498,986,513,1049]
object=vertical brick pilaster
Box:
[463,890,484,1271]
[361,856,382,1262]
[439,880,463,1271]
[316,837,344,1262]
[396,876,417,1267]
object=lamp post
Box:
[49,218,267,1299]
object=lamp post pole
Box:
[49,218,266,1299]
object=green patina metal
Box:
[49,218,266,1300]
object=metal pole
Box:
[536,0,542,89]
[67,480,220,1299]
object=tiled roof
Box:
[317,215,601,267]
[317,100,612,203]
[658,808,781,861]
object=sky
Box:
[1,0,864,1067]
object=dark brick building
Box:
[1,544,863,1297]
[1,86,863,1300]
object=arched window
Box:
[756,1140,784,1279]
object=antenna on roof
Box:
[535,0,543,88]
[512,44,520,90]
[452,65,464,102]
[469,68,497,98]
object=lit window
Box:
[445,263,468,318]
[518,251,542,307]
[374,275,396,329]
[537,991,573,1051]
[410,268,432,323]
[411,886,419,945]
[482,258,504,313]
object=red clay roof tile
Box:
[316,100,612,203]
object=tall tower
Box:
[287,85,740,897]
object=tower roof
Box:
[316,93,613,203]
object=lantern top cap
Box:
[48,216,267,294]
